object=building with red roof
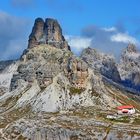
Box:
[117,105,135,114]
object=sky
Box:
[0,0,140,60]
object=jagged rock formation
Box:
[11,46,88,91]
[11,18,88,91]
[0,18,120,114]
[9,44,115,113]
[81,47,121,83]
[28,18,70,50]
[118,44,140,90]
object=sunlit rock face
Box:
[28,18,71,51]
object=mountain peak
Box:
[126,43,137,53]
[28,17,71,51]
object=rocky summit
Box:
[28,18,70,50]
[0,18,140,140]
[118,44,140,91]
[81,47,121,83]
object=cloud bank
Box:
[66,25,140,59]
[65,36,92,55]
[0,10,139,61]
[0,11,30,60]
[111,33,139,44]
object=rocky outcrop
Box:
[7,43,116,113]
[81,47,121,83]
[67,57,88,88]
[28,18,70,51]
[10,45,88,91]
[118,44,140,89]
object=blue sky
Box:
[0,0,140,60]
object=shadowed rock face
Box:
[132,72,140,86]
[118,44,140,89]
[28,18,71,51]
[28,18,44,48]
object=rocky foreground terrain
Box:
[0,18,140,140]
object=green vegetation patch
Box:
[69,87,85,95]
[133,118,140,125]
[108,116,130,123]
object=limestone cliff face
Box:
[11,45,88,91]
[28,18,70,51]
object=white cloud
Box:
[65,29,140,58]
[111,33,139,45]
[65,35,92,54]
[1,39,27,60]
[81,25,140,59]
[102,27,117,32]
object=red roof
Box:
[117,105,134,110]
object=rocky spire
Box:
[28,18,71,51]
